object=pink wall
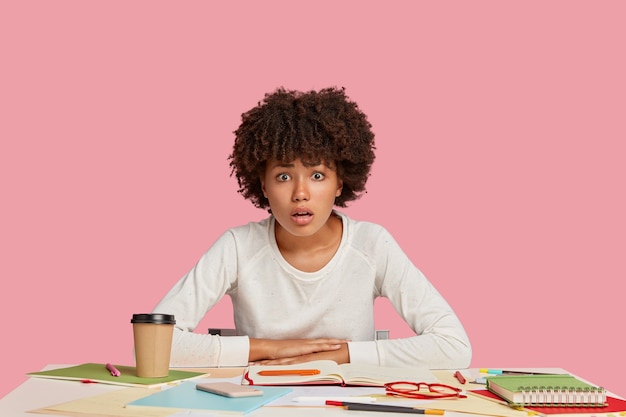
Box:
[2,1,625,399]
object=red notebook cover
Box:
[471,389,626,415]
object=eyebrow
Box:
[267,162,295,170]
[268,161,332,169]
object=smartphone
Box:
[195,382,263,398]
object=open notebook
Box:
[243,360,438,386]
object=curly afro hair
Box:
[229,87,376,210]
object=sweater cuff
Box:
[218,336,250,366]
[347,341,380,366]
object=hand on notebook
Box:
[249,338,350,365]
[249,340,350,366]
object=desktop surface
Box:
[0,365,602,417]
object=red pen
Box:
[454,371,466,384]
[81,379,98,384]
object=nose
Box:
[292,178,309,202]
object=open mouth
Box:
[291,209,313,224]
[291,207,312,216]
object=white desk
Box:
[0,365,582,417]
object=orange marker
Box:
[258,369,321,376]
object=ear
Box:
[335,179,343,197]
[260,178,267,197]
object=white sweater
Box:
[153,212,471,369]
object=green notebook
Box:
[27,363,207,388]
[486,374,607,407]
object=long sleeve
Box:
[152,230,250,367]
[345,221,472,369]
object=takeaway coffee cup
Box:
[131,313,175,378]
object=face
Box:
[261,158,343,238]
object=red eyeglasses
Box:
[384,381,465,399]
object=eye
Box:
[277,173,291,182]
[312,172,325,181]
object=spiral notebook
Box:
[470,390,626,416]
[486,374,607,407]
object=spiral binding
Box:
[517,385,607,407]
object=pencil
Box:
[479,368,557,376]
[326,401,445,415]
